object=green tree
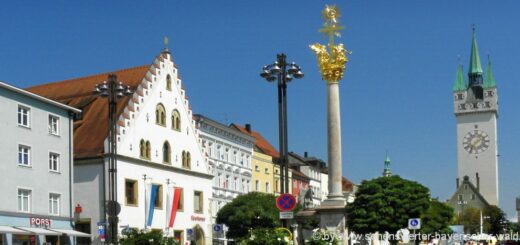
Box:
[238,228,292,245]
[346,175,430,244]
[216,192,281,239]
[420,199,454,237]
[456,206,480,234]
[483,205,507,235]
[119,229,179,245]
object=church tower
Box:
[453,30,499,205]
[382,152,392,177]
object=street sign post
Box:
[408,218,421,230]
[97,222,106,242]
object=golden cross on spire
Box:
[319,5,345,47]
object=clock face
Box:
[463,130,490,154]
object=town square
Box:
[0,1,519,245]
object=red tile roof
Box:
[342,177,354,191]
[230,124,279,158]
[27,65,150,159]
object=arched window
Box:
[145,141,151,159]
[186,152,191,169]
[166,75,172,91]
[163,141,171,163]
[139,139,146,158]
[172,109,181,131]
[182,151,186,168]
[156,104,166,126]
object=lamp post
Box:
[94,74,132,244]
[260,54,304,227]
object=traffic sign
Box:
[187,228,194,240]
[276,194,297,211]
[213,224,223,237]
[279,212,294,219]
[408,218,421,230]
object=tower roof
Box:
[468,30,483,75]
[453,63,467,92]
[483,56,497,88]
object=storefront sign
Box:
[190,215,205,222]
[29,217,52,227]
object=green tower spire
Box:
[453,63,467,92]
[468,28,483,75]
[383,152,392,177]
[483,56,496,88]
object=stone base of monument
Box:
[315,199,347,244]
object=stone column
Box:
[325,82,346,205]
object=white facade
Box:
[320,171,329,201]
[68,50,213,244]
[299,166,322,206]
[195,116,254,225]
[0,81,81,245]
[454,86,499,205]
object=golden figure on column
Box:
[310,5,350,83]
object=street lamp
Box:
[260,53,304,228]
[94,74,132,244]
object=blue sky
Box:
[1,1,518,219]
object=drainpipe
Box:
[68,111,76,244]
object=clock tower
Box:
[453,30,499,205]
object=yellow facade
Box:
[251,151,292,195]
[252,151,275,193]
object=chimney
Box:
[245,124,251,133]
[456,178,459,189]
[304,152,308,158]
[476,173,480,191]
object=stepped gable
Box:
[27,65,150,158]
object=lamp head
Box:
[293,70,304,79]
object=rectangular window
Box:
[154,185,163,209]
[18,145,31,166]
[177,188,184,211]
[255,165,259,172]
[458,194,463,201]
[17,189,31,212]
[265,168,269,174]
[194,191,203,213]
[125,179,138,205]
[255,180,259,191]
[49,153,60,172]
[174,230,184,244]
[49,193,60,215]
[18,106,30,127]
[49,115,60,135]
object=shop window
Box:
[154,185,163,209]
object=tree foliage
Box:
[216,192,281,239]
[420,199,455,236]
[346,175,430,236]
[483,205,507,235]
[238,228,292,245]
[119,229,179,245]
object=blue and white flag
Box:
[146,184,158,227]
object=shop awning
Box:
[0,226,31,235]
[48,228,91,237]
[15,227,62,235]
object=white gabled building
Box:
[194,116,255,227]
[28,48,213,244]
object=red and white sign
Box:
[30,217,52,227]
